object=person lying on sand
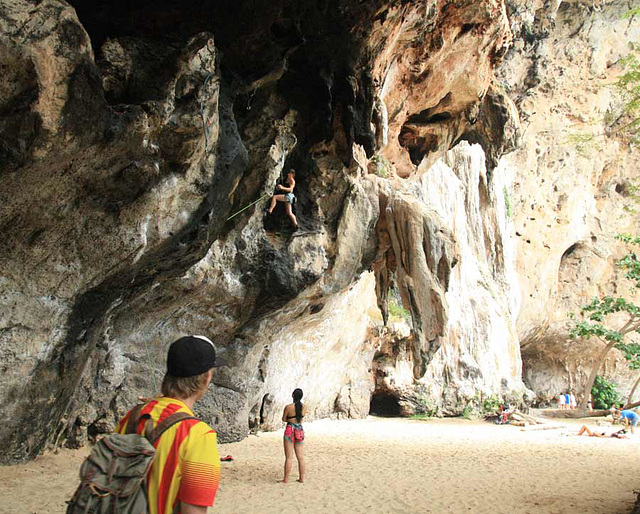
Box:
[577,425,627,438]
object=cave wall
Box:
[495,0,640,402]
[3,0,636,463]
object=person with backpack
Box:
[68,335,223,514]
[266,169,298,229]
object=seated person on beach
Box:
[266,169,298,229]
[612,405,639,434]
[577,425,628,438]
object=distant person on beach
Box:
[116,336,222,514]
[267,169,298,229]
[558,393,566,410]
[577,425,628,438]
[569,392,577,410]
[612,405,639,434]
[281,388,307,483]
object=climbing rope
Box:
[226,193,270,221]
[226,133,297,222]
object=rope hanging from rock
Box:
[226,134,290,221]
[226,193,270,221]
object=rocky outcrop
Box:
[372,141,525,415]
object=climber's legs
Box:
[285,203,298,228]
[268,194,285,213]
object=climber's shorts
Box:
[285,193,295,204]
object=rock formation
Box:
[499,0,640,403]
[0,0,638,464]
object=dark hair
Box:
[292,388,303,422]
[287,169,296,177]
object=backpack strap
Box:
[125,404,154,439]
[148,412,199,445]
[125,404,199,444]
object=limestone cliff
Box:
[0,0,637,464]
[498,0,640,403]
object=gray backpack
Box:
[66,405,197,514]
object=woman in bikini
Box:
[281,388,306,483]
[577,425,627,438]
[267,169,298,229]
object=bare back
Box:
[283,402,306,423]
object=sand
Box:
[1,416,639,514]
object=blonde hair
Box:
[161,371,210,399]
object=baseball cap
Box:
[166,335,227,377]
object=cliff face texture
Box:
[0,0,638,462]
[499,0,640,401]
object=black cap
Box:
[167,335,225,378]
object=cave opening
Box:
[259,394,269,425]
[369,391,401,417]
[561,243,580,260]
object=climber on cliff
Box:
[266,169,298,229]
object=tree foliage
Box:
[591,375,621,410]
[569,236,640,351]
[615,47,640,146]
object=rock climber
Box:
[266,169,298,229]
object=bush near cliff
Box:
[591,375,621,410]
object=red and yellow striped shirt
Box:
[116,397,220,514]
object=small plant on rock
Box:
[503,186,512,218]
[482,394,503,414]
[370,154,391,178]
[389,284,411,323]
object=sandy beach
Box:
[2,416,639,514]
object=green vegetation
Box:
[567,36,640,153]
[388,284,411,322]
[461,405,475,420]
[409,388,438,418]
[370,154,391,178]
[616,45,640,147]
[409,413,433,420]
[591,375,621,410]
[482,394,503,414]
[503,186,512,218]
[565,131,602,157]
